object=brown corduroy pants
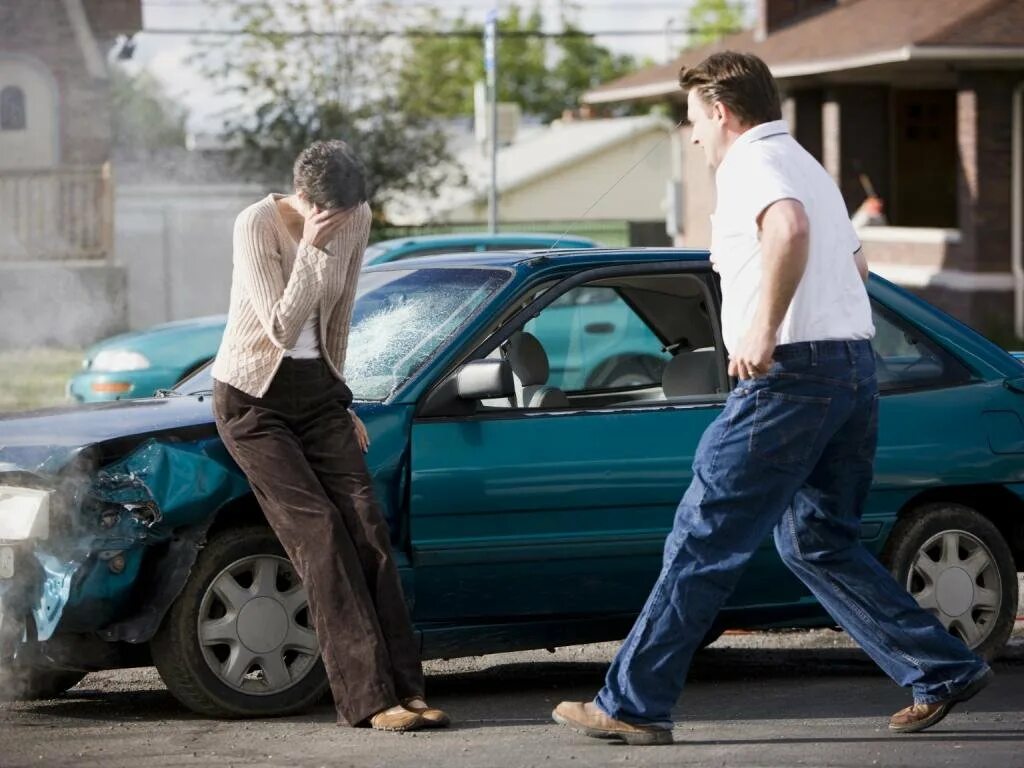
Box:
[212,358,424,726]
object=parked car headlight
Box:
[0,486,51,541]
[91,350,151,372]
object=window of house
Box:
[871,303,970,392]
[0,86,26,131]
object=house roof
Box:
[384,114,674,224]
[584,0,1024,104]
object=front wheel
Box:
[150,526,328,718]
[882,503,1018,661]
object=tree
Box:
[685,0,746,48]
[397,3,639,123]
[110,64,188,159]
[192,0,458,214]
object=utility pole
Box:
[485,7,499,234]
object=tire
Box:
[881,503,1018,661]
[0,667,86,702]
[150,526,328,718]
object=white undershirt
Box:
[285,309,321,359]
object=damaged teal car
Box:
[2,248,1022,718]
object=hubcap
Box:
[907,529,1002,649]
[198,555,318,696]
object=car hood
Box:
[88,315,228,352]
[0,396,217,472]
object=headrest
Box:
[662,348,720,398]
[505,331,549,386]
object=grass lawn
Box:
[0,348,83,413]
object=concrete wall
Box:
[115,184,265,330]
[0,262,125,348]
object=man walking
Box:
[553,51,991,745]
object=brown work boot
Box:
[889,668,993,734]
[368,704,426,732]
[402,697,451,728]
[552,701,673,745]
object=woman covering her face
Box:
[210,140,448,732]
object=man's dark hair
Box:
[292,139,367,210]
[679,51,782,127]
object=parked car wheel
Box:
[150,526,327,718]
[882,503,1018,661]
[0,666,86,701]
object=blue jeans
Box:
[596,340,988,727]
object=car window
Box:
[472,272,722,414]
[519,286,670,393]
[870,303,971,392]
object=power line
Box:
[138,26,738,38]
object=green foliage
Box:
[685,0,746,48]
[398,3,640,122]
[110,64,188,157]
[192,0,459,212]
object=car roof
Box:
[370,232,599,250]
[362,247,711,271]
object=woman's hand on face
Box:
[350,411,370,453]
[302,206,352,251]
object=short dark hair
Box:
[292,139,367,210]
[679,51,782,127]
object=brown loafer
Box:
[369,705,426,732]
[552,701,673,745]
[889,668,993,734]
[402,697,451,728]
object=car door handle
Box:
[584,322,615,334]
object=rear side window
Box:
[871,303,970,392]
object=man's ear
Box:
[711,100,728,124]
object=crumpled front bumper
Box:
[0,436,249,665]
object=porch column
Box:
[822,86,889,213]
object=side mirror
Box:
[456,358,513,400]
[418,358,514,418]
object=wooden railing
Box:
[0,164,113,262]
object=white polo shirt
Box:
[711,120,874,354]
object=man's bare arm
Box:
[729,199,810,380]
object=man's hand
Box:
[350,411,371,453]
[729,326,777,380]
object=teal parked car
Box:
[5,247,1021,717]
[67,232,609,402]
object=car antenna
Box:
[545,118,685,252]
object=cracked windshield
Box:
[177,267,509,400]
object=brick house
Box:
[0,0,141,347]
[584,0,1024,342]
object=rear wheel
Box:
[150,526,327,718]
[882,503,1018,661]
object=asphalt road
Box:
[1,622,1022,768]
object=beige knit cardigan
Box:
[211,194,372,398]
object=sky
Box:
[125,0,750,132]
